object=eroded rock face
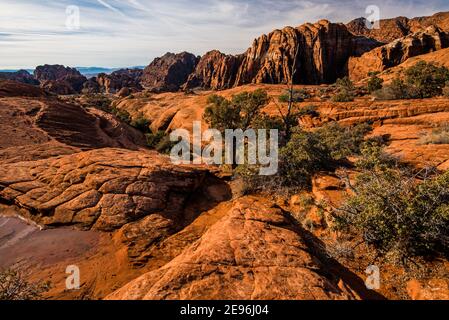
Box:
[141,52,199,92]
[349,26,449,81]
[0,80,46,98]
[0,149,208,231]
[0,94,146,163]
[0,70,39,85]
[95,69,143,94]
[184,20,379,89]
[107,197,358,300]
[347,11,449,43]
[183,50,243,90]
[34,64,87,94]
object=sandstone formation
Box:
[141,52,199,92]
[349,26,449,81]
[183,21,380,90]
[107,196,358,300]
[0,91,146,164]
[34,64,87,94]
[0,80,47,98]
[0,70,39,85]
[183,50,243,90]
[95,68,143,94]
[347,11,449,43]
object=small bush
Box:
[0,269,50,300]
[297,105,320,118]
[239,122,371,193]
[204,89,269,132]
[332,77,355,102]
[405,61,449,98]
[314,122,372,161]
[367,75,384,93]
[145,131,176,154]
[278,89,310,103]
[373,78,420,100]
[419,123,449,145]
[130,113,151,133]
[444,81,449,97]
[334,143,449,264]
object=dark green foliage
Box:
[203,89,269,132]
[314,122,372,161]
[130,113,151,133]
[375,62,449,100]
[332,77,355,102]
[334,143,449,263]
[367,75,384,93]
[373,78,420,100]
[278,89,310,103]
[404,61,449,98]
[145,131,176,154]
[297,105,320,118]
[240,122,372,193]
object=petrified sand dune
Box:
[107,197,358,300]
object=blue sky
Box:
[0,0,448,69]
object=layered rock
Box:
[34,64,87,94]
[349,26,449,81]
[183,50,243,90]
[107,196,358,300]
[95,68,143,94]
[0,70,39,85]
[0,92,146,164]
[141,52,199,92]
[184,20,379,90]
[347,11,449,43]
[0,80,46,98]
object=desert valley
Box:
[1,8,449,302]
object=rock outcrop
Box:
[183,50,243,90]
[349,26,449,81]
[347,11,449,43]
[107,196,358,300]
[34,64,87,94]
[0,80,46,98]
[184,20,379,90]
[0,70,39,85]
[95,69,143,94]
[141,52,199,92]
[0,93,146,164]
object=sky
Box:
[0,0,448,69]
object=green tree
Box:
[405,61,449,98]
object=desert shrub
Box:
[297,105,320,117]
[240,123,371,193]
[334,143,449,264]
[367,75,384,93]
[404,61,449,98]
[444,81,449,97]
[111,107,132,124]
[314,122,372,161]
[204,89,269,132]
[84,94,112,111]
[145,131,176,154]
[130,113,151,133]
[332,77,355,102]
[0,269,50,300]
[373,78,420,100]
[419,123,449,145]
[278,89,310,103]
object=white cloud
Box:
[0,0,447,68]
